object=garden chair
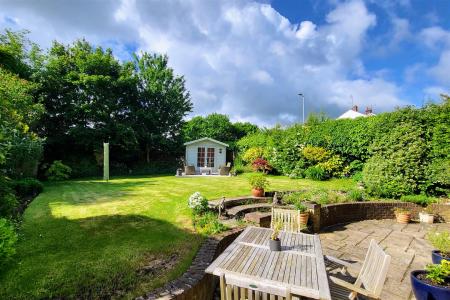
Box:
[220,273,293,300]
[219,165,231,175]
[325,239,391,300]
[271,207,302,233]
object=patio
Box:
[319,219,450,300]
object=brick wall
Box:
[137,228,242,300]
[319,201,450,229]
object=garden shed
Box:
[184,137,229,174]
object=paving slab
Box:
[319,219,450,300]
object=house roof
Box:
[183,137,229,147]
[337,109,367,120]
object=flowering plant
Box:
[188,192,208,214]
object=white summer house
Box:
[184,137,228,173]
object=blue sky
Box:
[1,0,449,125]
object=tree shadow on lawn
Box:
[0,211,203,300]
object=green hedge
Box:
[237,97,450,198]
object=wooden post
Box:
[103,142,109,181]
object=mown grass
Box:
[0,174,355,299]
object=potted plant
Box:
[411,260,450,300]
[295,201,309,226]
[427,230,450,264]
[393,207,411,224]
[269,222,282,251]
[419,207,435,224]
[248,174,269,197]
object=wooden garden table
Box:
[205,226,331,300]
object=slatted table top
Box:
[206,226,331,300]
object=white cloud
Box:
[0,0,407,125]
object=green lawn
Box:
[0,175,355,299]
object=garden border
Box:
[136,228,243,300]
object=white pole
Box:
[302,94,305,124]
[103,142,109,181]
[298,93,305,124]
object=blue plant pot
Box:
[411,270,450,300]
[432,250,449,264]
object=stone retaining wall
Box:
[137,228,242,300]
[319,201,450,229]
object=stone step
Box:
[226,203,273,218]
[208,196,272,209]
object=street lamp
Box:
[298,93,305,124]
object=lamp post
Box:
[298,93,305,124]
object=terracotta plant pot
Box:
[396,212,411,224]
[299,213,309,226]
[251,188,264,197]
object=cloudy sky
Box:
[1,0,449,125]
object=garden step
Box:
[208,196,272,209]
[226,203,273,218]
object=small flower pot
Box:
[432,250,449,264]
[419,212,434,224]
[251,188,264,197]
[396,212,411,224]
[269,239,281,251]
[410,270,450,300]
[299,213,309,226]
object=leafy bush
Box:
[425,260,450,285]
[348,189,365,201]
[5,136,44,179]
[352,171,363,183]
[424,158,450,196]
[294,202,308,213]
[45,160,72,181]
[363,122,426,198]
[193,212,227,235]
[400,194,436,206]
[242,147,265,164]
[305,165,327,181]
[248,174,269,189]
[317,155,344,177]
[252,158,271,173]
[0,218,18,266]
[12,178,43,198]
[302,146,329,163]
[427,230,450,255]
[188,192,208,214]
[0,176,17,218]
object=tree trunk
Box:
[146,144,150,163]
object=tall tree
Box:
[132,53,192,162]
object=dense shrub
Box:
[242,147,265,163]
[302,146,330,162]
[348,189,365,201]
[305,165,327,181]
[0,218,17,266]
[188,192,208,214]
[248,174,269,189]
[193,212,227,235]
[45,160,72,181]
[251,158,271,173]
[362,122,426,198]
[5,136,44,179]
[12,178,43,198]
[0,177,17,218]
[400,194,437,206]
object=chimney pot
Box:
[352,105,358,112]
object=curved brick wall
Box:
[136,228,242,300]
[319,201,450,229]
